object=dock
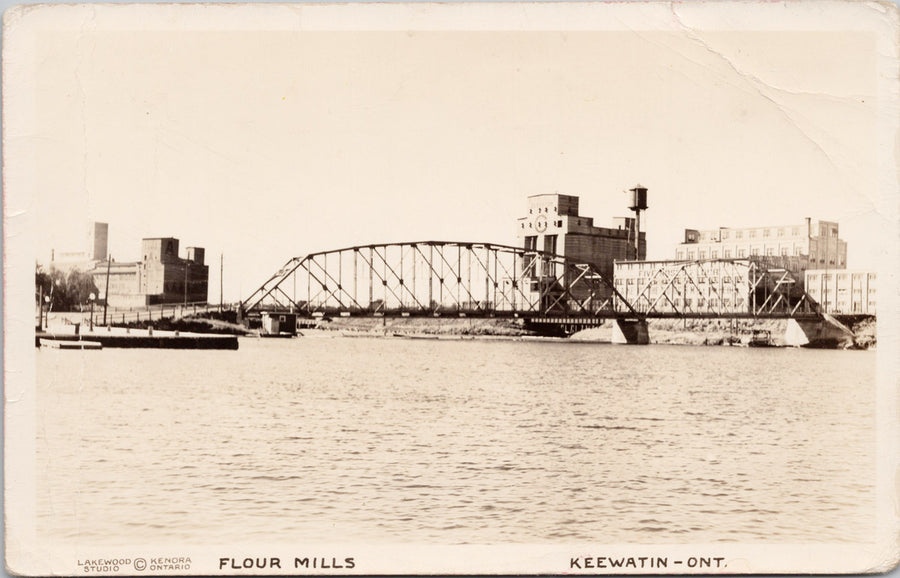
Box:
[35,326,239,350]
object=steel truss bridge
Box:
[240,241,822,326]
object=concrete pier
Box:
[784,317,854,348]
[612,319,650,345]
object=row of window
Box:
[698,225,837,241]
[808,273,876,281]
[677,247,802,259]
[520,219,579,229]
[617,275,746,285]
[699,227,803,241]
[637,298,746,308]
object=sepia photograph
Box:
[3,1,899,575]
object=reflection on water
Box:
[36,338,875,545]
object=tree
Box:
[35,264,100,312]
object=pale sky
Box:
[11,3,893,302]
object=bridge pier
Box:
[612,319,650,345]
[784,317,854,348]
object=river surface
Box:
[35,337,875,546]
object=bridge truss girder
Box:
[613,259,821,318]
[241,241,635,318]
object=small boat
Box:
[738,329,776,348]
[40,339,102,350]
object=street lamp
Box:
[89,293,96,331]
[43,295,50,330]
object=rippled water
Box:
[36,337,875,546]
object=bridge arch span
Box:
[240,240,630,318]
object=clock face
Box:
[535,215,548,233]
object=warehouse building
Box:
[675,218,847,285]
[805,269,876,315]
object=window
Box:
[722,231,729,239]
[543,234,557,254]
[520,223,525,229]
[711,250,718,259]
[699,251,706,259]
[555,220,563,228]
[794,247,801,256]
[687,251,695,259]
[763,229,770,237]
[749,230,756,238]
[676,251,684,259]
[778,228,784,236]
[792,227,799,235]
[752,248,760,256]
[724,249,731,258]
[529,209,533,214]
[781,247,788,256]
[736,231,743,239]
[766,248,774,256]
[738,249,746,258]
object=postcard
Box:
[4,1,899,575]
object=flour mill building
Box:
[92,237,209,308]
[516,192,644,280]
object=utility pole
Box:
[220,253,224,312]
[102,255,111,326]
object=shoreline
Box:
[310,315,876,349]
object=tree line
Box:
[35,265,101,312]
